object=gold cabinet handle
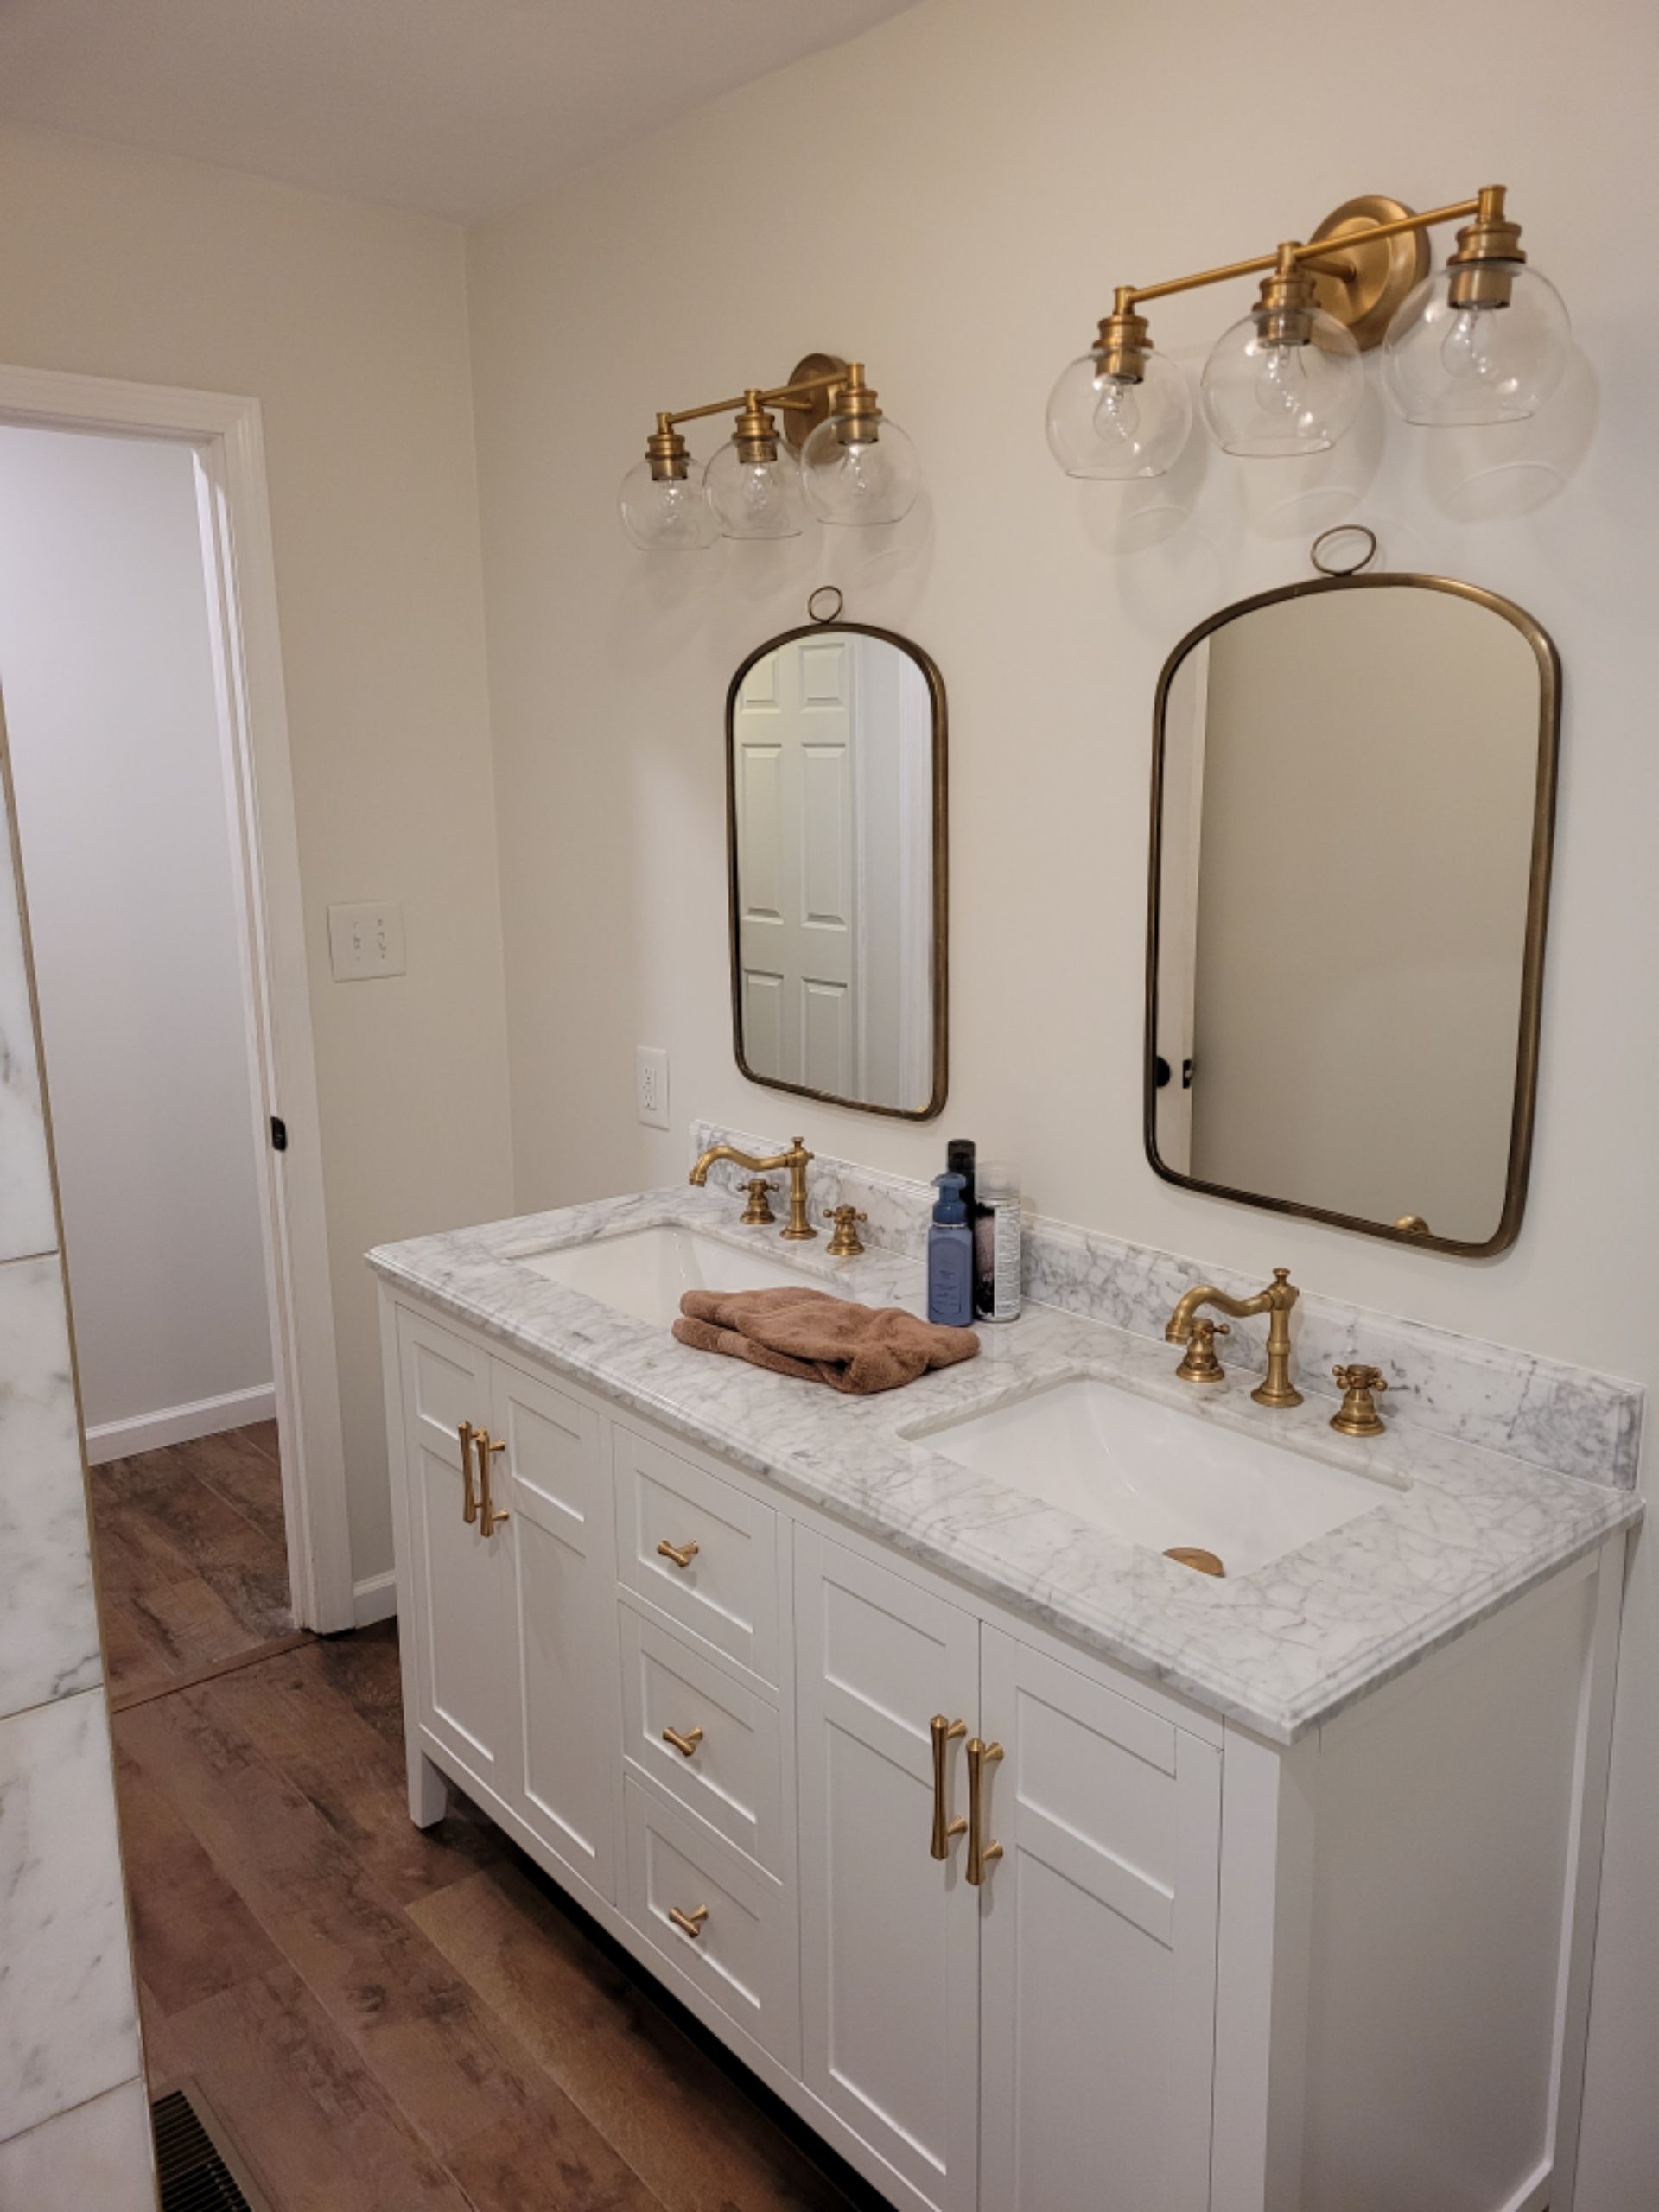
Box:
[477,1431,509,1535]
[657,1538,700,1570]
[458,1421,480,1525]
[966,1738,1004,1886]
[662,1725,704,1759]
[668,1904,709,1941]
[930,1714,968,1860]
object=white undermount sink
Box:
[509,1224,822,1329]
[922,1376,1396,1577]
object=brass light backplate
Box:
[780,353,848,454]
[1306,196,1430,351]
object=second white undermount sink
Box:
[510,1224,823,1329]
[922,1376,1396,1577]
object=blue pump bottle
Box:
[927,1173,975,1328]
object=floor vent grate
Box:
[150,2086,267,2212]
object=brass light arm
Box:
[660,365,850,430]
[1116,192,1488,311]
[641,354,886,482]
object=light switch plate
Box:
[327,901,407,981]
[636,1045,670,1129]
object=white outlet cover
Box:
[636,1044,670,1130]
[327,901,407,981]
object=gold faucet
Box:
[1165,1268,1302,1408]
[690,1137,817,1242]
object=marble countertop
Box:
[369,1188,1642,1743]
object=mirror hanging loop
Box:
[1310,524,1380,576]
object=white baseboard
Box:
[84,1383,276,1466]
[353,1570,399,1628]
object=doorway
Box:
[0,363,351,1647]
[0,422,302,1700]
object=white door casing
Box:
[0,362,349,1630]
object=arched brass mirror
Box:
[1147,542,1560,1255]
[727,594,946,1120]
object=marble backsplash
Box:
[689,1120,1643,1493]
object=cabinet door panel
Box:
[396,1309,515,1802]
[795,1529,979,2212]
[496,1359,614,1899]
[979,1627,1221,2212]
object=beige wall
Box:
[0,125,513,1582]
[465,0,1659,2198]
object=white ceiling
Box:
[0,0,920,220]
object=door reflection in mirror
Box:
[728,624,945,1119]
[1150,577,1557,1254]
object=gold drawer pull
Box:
[657,1538,700,1570]
[929,1714,967,1861]
[966,1738,1004,1886]
[668,1904,709,1941]
[478,1431,509,1536]
[458,1421,480,1524]
[662,1725,704,1759]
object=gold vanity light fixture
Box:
[1046,185,1571,478]
[620,353,922,550]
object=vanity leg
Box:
[409,1746,449,1828]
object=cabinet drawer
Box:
[619,1604,784,1875]
[613,1426,779,1684]
[622,1779,798,2070]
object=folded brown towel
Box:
[673,1285,979,1395]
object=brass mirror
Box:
[728,604,946,1120]
[1147,561,1559,1255]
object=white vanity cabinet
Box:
[379,1287,1623,2212]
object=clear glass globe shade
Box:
[1199,308,1363,458]
[705,438,805,539]
[1382,263,1571,425]
[618,455,715,551]
[1045,348,1192,478]
[800,413,921,526]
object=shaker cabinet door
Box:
[977,1626,1222,2212]
[794,1529,980,2212]
[493,1357,615,1902]
[396,1307,518,1808]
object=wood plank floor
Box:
[115,1624,887,2212]
[90,1421,296,1705]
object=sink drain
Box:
[1164,1546,1226,1577]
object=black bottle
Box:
[946,1138,989,1319]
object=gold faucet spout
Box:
[1164,1268,1302,1408]
[690,1139,817,1242]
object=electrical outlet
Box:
[327,901,407,981]
[636,1045,670,1130]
